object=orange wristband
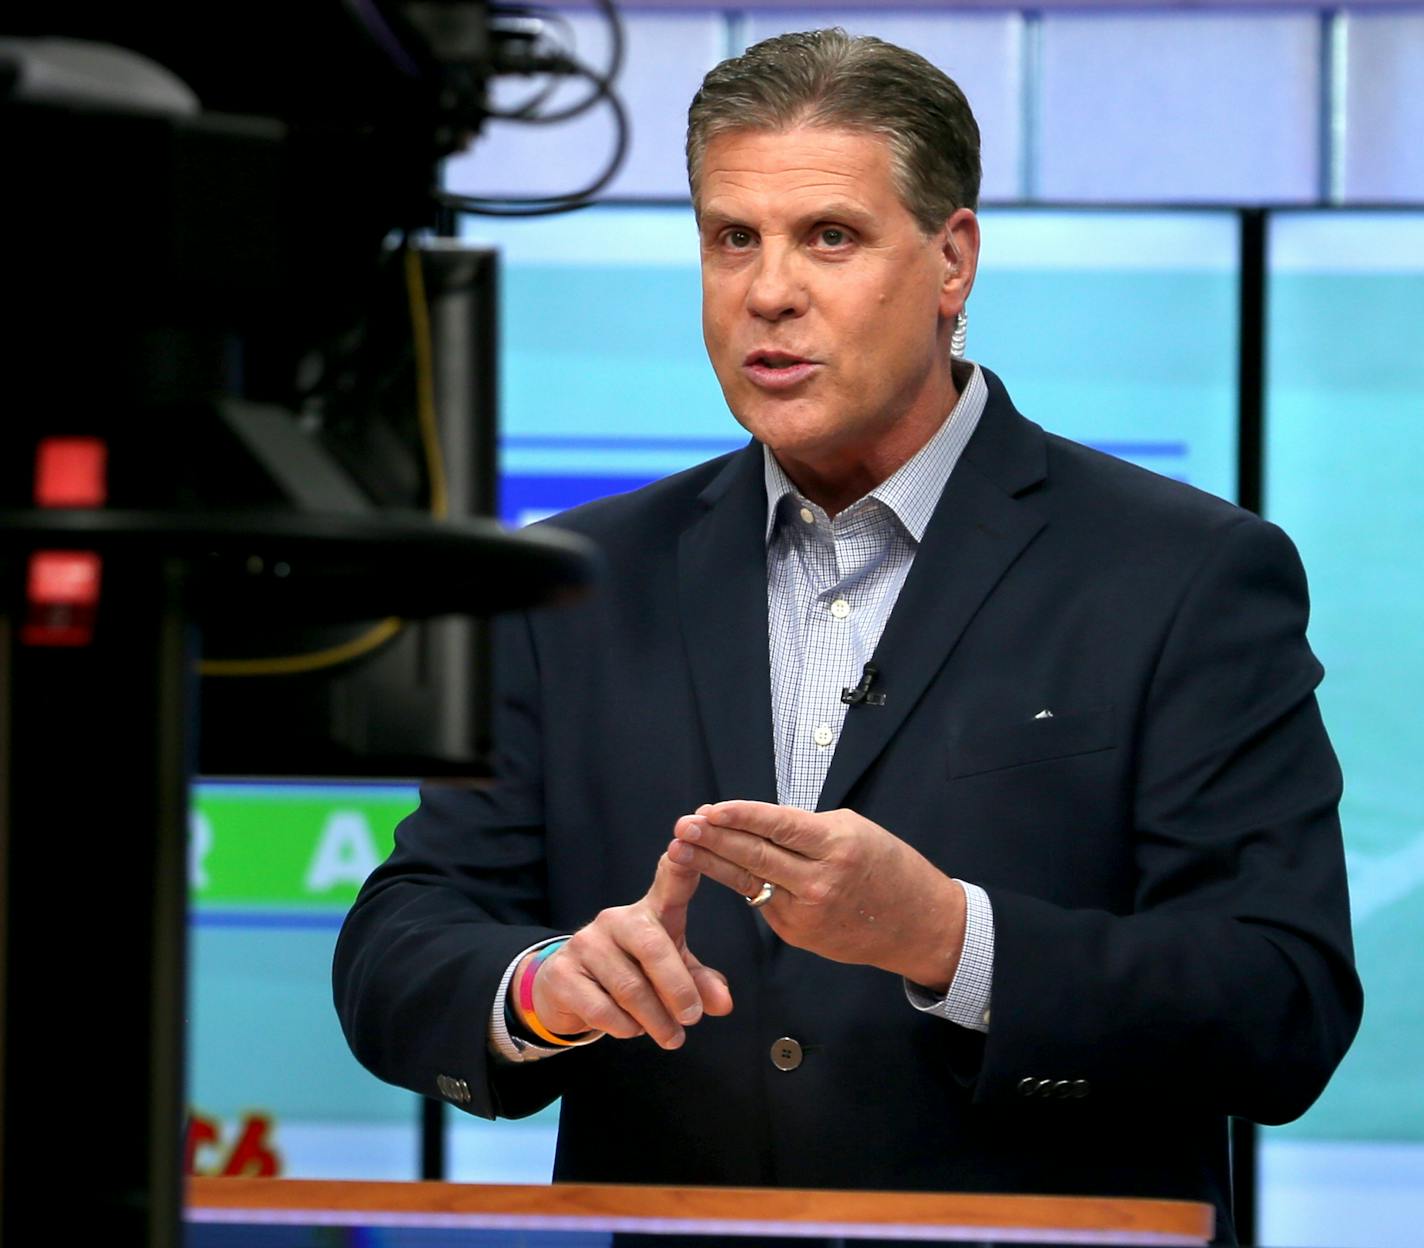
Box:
[514,940,587,1047]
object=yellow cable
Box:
[405,244,449,520]
[198,242,449,677]
[198,616,404,677]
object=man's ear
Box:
[939,207,980,321]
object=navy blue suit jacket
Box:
[335,370,1360,1237]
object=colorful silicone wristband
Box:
[514,939,587,1047]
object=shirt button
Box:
[770,1037,803,1071]
[829,597,851,619]
[799,506,815,524]
[813,724,833,748]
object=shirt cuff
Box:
[903,880,994,1032]
[488,936,603,1063]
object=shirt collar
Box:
[762,362,988,545]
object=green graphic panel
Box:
[191,783,416,909]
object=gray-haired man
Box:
[337,32,1359,1240]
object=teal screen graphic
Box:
[462,206,1241,522]
[1265,212,1424,1143]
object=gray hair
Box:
[686,28,982,233]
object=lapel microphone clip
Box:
[841,662,886,707]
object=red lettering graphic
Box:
[185,1113,220,1175]
[220,1113,281,1177]
[185,1110,283,1177]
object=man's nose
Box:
[745,247,808,321]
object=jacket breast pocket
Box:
[948,707,1116,780]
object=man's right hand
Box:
[517,851,733,1049]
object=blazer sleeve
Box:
[332,610,581,1121]
[972,515,1363,1123]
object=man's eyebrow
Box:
[803,201,874,226]
[697,201,874,233]
[697,207,740,233]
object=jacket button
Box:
[436,1074,470,1104]
[1072,1079,1091,1098]
[1017,1076,1039,1097]
[770,1037,803,1071]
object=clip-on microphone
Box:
[841,662,886,707]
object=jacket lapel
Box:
[677,444,779,805]
[817,372,1049,812]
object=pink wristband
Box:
[514,939,585,1046]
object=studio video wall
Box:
[187,206,1422,1189]
[1263,212,1424,1146]
[477,206,1240,524]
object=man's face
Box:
[697,124,977,497]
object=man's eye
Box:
[817,227,850,247]
[724,229,755,249]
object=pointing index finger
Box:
[647,848,701,925]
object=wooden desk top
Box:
[188,1177,1214,1244]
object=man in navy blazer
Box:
[335,29,1360,1240]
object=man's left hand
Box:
[668,800,967,993]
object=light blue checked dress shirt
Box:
[763,363,994,1032]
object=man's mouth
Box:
[743,351,819,389]
[746,351,810,369]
